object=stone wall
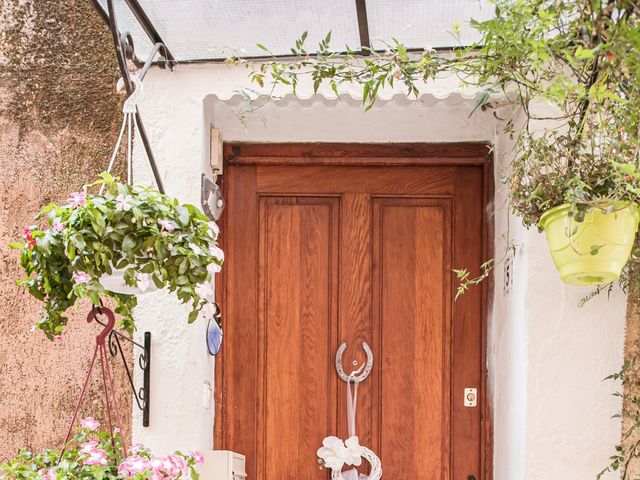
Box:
[0,0,131,460]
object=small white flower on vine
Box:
[207,262,222,275]
[158,218,175,232]
[209,245,224,261]
[116,194,134,212]
[195,283,211,300]
[167,244,173,251]
[208,221,220,238]
[136,272,151,292]
[201,302,217,319]
[317,436,348,470]
[190,244,203,256]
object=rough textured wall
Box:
[0,0,132,460]
[623,293,640,475]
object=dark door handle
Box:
[467,476,476,480]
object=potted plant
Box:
[510,130,640,285]
[10,173,223,339]
[0,417,204,480]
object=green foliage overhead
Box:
[10,173,223,339]
[232,0,640,291]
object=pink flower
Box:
[188,451,205,465]
[43,469,56,480]
[23,227,36,248]
[52,220,64,232]
[118,455,149,477]
[79,441,108,466]
[80,417,100,430]
[67,192,86,208]
[83,449,108,466]
[53,335,62,343]
[148,457,165,474]
[157,218,175,232]
[161,454,188,478]
[79,441,99,455]
[72,271,91,284]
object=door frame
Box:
[214,142,494,479]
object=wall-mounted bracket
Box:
[92,306,151,427]
[201,174,225,221]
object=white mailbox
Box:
[198,450,247,480]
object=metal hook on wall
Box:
[89,304,152,427]
[335,341,374,383]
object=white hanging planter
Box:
[99,268,158,295]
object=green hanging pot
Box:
[539,202,640,286]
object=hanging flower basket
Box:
[10,173,223,339]
[539,202,640,286]
[0,417,204,480]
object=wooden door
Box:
[215,143,490,480]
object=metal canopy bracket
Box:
[95,0,176,195]
[355,0,371,52]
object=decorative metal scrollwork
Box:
[91,306,151,427]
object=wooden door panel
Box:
[371,198,452,478]
[452,167,485,478]
[256,166,456,195]
[337,193,373,446]
[219,144,490,480]
[257,197,339,479]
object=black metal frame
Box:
[90,0,174,194]
[355,0,371,51]
[92,306,151,427]
[91,0,465,65]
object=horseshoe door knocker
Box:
[335,341,374,383]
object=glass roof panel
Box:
[96,0,155,62]
[95,0,494,63]
[137,0,361,61]
[366,0,493,50]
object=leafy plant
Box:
[10,173,223,339]
[599,353,640,479]
[0,417,204,480]
[230,0,640,293]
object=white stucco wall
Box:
[131,63,626,479]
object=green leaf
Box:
[122,235,136,252]
[178,257,189,275]
[176,206,190,226]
